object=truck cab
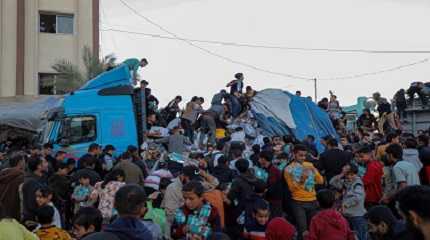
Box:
[44,65,145,157]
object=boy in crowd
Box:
[330,164,367,240]
[243,199,271,240]
[357,146,384,208]
[304,189,355,240]
[172,181,221,240]
[35,186,62,228]
[35,206,72,240]
[72,207,103,240]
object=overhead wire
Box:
[101,28,430,54]
[318,58,429,80]
[115,0,430,82]
[117,0,314,81]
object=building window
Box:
[39,73,67,95]
[40,13,74,34]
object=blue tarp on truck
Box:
[251,89,337,152]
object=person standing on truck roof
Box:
[122,58,148,82]
[226,73,245,96]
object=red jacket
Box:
[305,209,355,240]
[362,160,384,204]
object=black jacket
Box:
[211,165,236,184]
[22,172,47,222]
[317,149,353,183]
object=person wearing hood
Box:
[266,217,296,240]
[22,155,49,224]
[403,138,424,172]
[0,152,26,221]
[304,189,355,240]
[284,144,324,239]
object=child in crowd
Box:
[72,174,94,214]
[35,187,62,228]
[172,181,221,240]
[72,207,103,240]
[243,199,271,240]
[35,205,72,240]
[304,189,355,240]
[330,164,367,240]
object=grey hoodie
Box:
[330,175,366,217]
[403,148,423,172]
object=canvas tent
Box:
[0,95,63,132]
[251,89,337,152]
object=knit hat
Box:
[266,217,296,240]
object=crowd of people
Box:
[1,65,430,240]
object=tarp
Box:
[251,89,337,152]
[0,95,63,132]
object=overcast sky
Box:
[101,0,430,107]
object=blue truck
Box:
[40,65,146,157]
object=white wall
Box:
[0,0,17,97]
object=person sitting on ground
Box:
[35,205,72,240]
[172,181,222,240]
[73,207,103,240]
[304,189,355,240]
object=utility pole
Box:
[313,78,317,102]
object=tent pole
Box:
[313,78,318,103]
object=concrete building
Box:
[0,0,99,97]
